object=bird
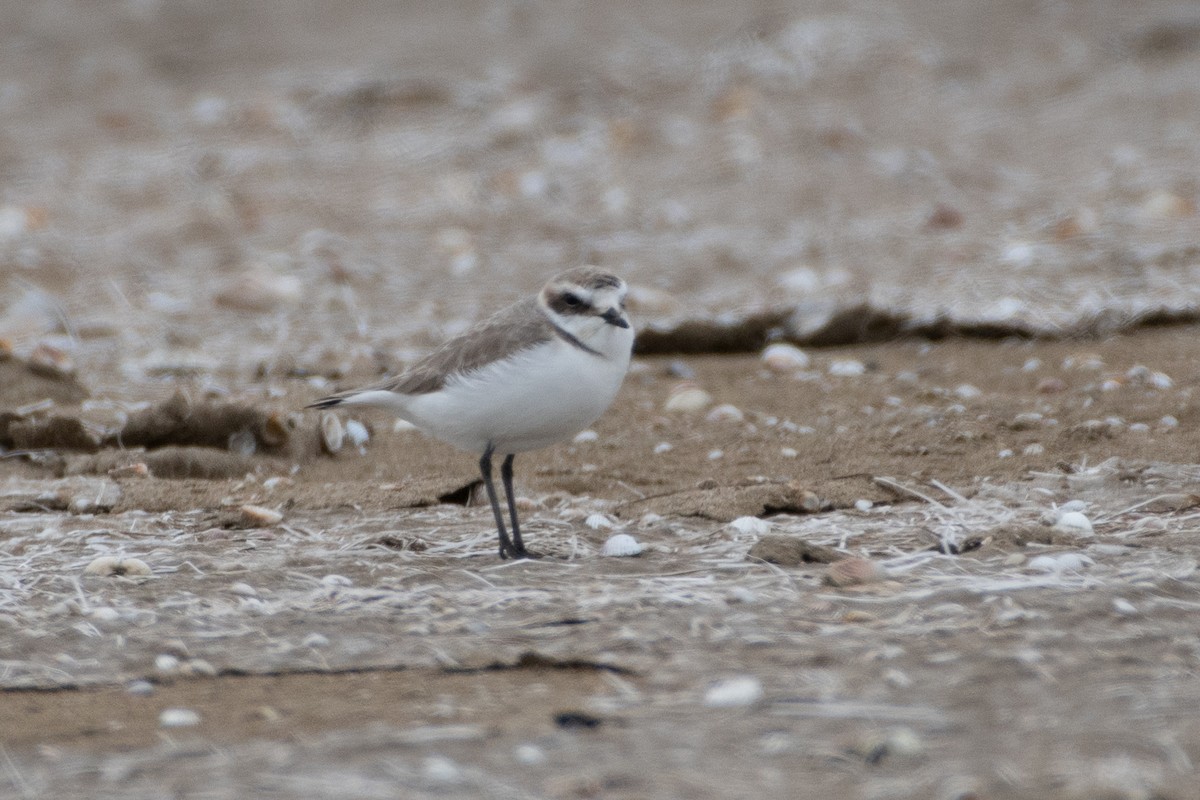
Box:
[308,267,635,559]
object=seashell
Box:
[1053,510,1094,536]
[761,343,810,372]
[83,556,151,577]
[1009,412,1043,430]
[653,442,673,454]
[824,557,883,587]
[240,504,283,527]
[703,675,763,708]
[159,708,201,728]
[780,447,798,458]
[1062,353,1103,371]
[1023,443,1045,456]
[828,359,866,377]
[344,419,369,451]
[127,680,155,696]
[89,607,120,622]
[854,499,873,512]
[664,382,713,413]
[229,582,258,597]
[393,418,418,433]
[319,412,344,454]
[706,404,744,423]
[1112,598,1137,616]
[321,574,352,587]
[573,429,599,443]
[585,513,616,530]
[600,533,643,557]
[1029,553,1093,573]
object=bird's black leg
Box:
[500,454,529,557]
[479,445,517,559]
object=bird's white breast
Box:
[399,327,633,454]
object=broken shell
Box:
[600,533,643,557]
[159,708,201,728]
[319,412,344,454]
[664,382,713,413]
[761,343,810,372]
[706,404,744,423]
[82,556,151,577]
[344,419,369,450]
[824,557,884,587]
[240,504,283,527]
[573,429,599,443]
[703,675,764,708]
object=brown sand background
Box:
[3,2,1200,798]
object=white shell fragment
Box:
[706,404,744,423]
[573,429,599,443]
[240,504,283,527]
[319,412,344,454]
[159,708,201,728]
[828,359,866,377]
[664,382,713,412]
[1053,511,1094,537]
[704,675,764,708]
[344,420,370,451]
[761,343,810,372]
[728,516,771,536]
[585,513,616,530]
[82,556,152,577]
[600,533,643,557]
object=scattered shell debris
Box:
[663,382,714,413]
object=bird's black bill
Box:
[601,308,630,328]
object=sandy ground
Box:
[4,1,1200,799]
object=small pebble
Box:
[514,744,547,766]
[824,557,884,587]
[828,359,866,377]
[600,533,643,557]
[321,574,352,587]
[653,442,673,454]
[126,680,155,697]
[761,343,810,372]
[707,449,724,460]
[572,429,599,443]
[240,505,283,527]
[422,755,464,784]
[955,383,981,399]
[1160,415,1179,429]
[780,447,798,458]
[89,607,120,622]
[703,675,764,708]
[159,708,201,728]
[1023,443,1045,456]
[853,499,873,512]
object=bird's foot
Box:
[499,544,543,560]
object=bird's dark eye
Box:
[562,292,582,307]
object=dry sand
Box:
[3,2,1200,799]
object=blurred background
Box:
[2,0,1199,396]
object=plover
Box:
[309,267,634,559]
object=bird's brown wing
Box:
[374,297,553,396]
